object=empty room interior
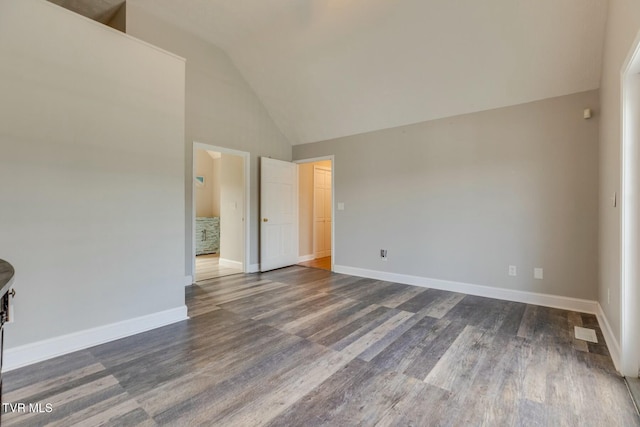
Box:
[2,0,640,425]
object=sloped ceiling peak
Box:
[48,0,124,24]
[128,0,608,144]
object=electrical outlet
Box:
[508,265,517,277]
[380,249,388,260]
[534,268,543,280]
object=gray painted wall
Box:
[294,91,599,300]
[597,0,640,343]
[126,4,292,273]
[0,0,186,348]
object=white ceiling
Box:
[131,0,608,144]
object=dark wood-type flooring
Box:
[3,266,638,426]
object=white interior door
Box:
[314,166,332,258]
[260,157,298,271]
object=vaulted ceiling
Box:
[48,0,124,24]
[73,0,611,145]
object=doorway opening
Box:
[621,29,640,391]
[296,158,334,272]
[193,143,249,281]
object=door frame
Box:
[294,155,335,272]
[621,29,640,377]
[260,157,299,271]
[192,142,250,277]
[313,165,332,259]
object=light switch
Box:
[534,268,543,280]
[338,202,345,211]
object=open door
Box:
[260,157,298,271]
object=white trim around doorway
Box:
[192,142,250,280]
[620,28,640,377]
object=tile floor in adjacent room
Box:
[195,254,243,282]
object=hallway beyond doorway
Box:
[298,256,331,271]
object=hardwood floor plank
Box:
[267,359,420,427]
[91,310,247,367]
[135,332,306,418]
[296,301,380,340]
[521,340,548,404]
[3,376,122,426]
[515,398,549,427]
[333,278,388,305]
[203,280,290,305]
[375,285,427,309]
[209,349,351,426]
[331,280,414,307]
[401,319,467,381]
[322,307,399,350]
[55,398,151,427]
[186,298,221,317]
[418,291,466,319]
[45,393,152,427]
[264,359,372,427]
[367,316,442,373]
[450,333,525,426]
[3,351,99,393]
[339,310,415,359]
[3,266,636,426]
[104,321,281,396]
[423,325,496,391]
[355,310,434,362]
[567,311,589,352]
[218,282,326,318]
[444,295,527,334]
[299,274,364,295]
[150,338,328,425]
[375,379,452,427]
[278,297,363,335]
[496,301,528,336]
[396,288,451,313]
[252,293,346,324]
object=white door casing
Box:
[314,166,332,258]
[192,142,250,281]
[260,157,298,271]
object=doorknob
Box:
[263,218,269,222]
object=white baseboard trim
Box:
[247,264,260,273]
[298,254,315,263]
[596,303,621,372]
[184,275,193,287]
[219,258,243,269]
[333,265,599,314]
[3,305,188,372]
